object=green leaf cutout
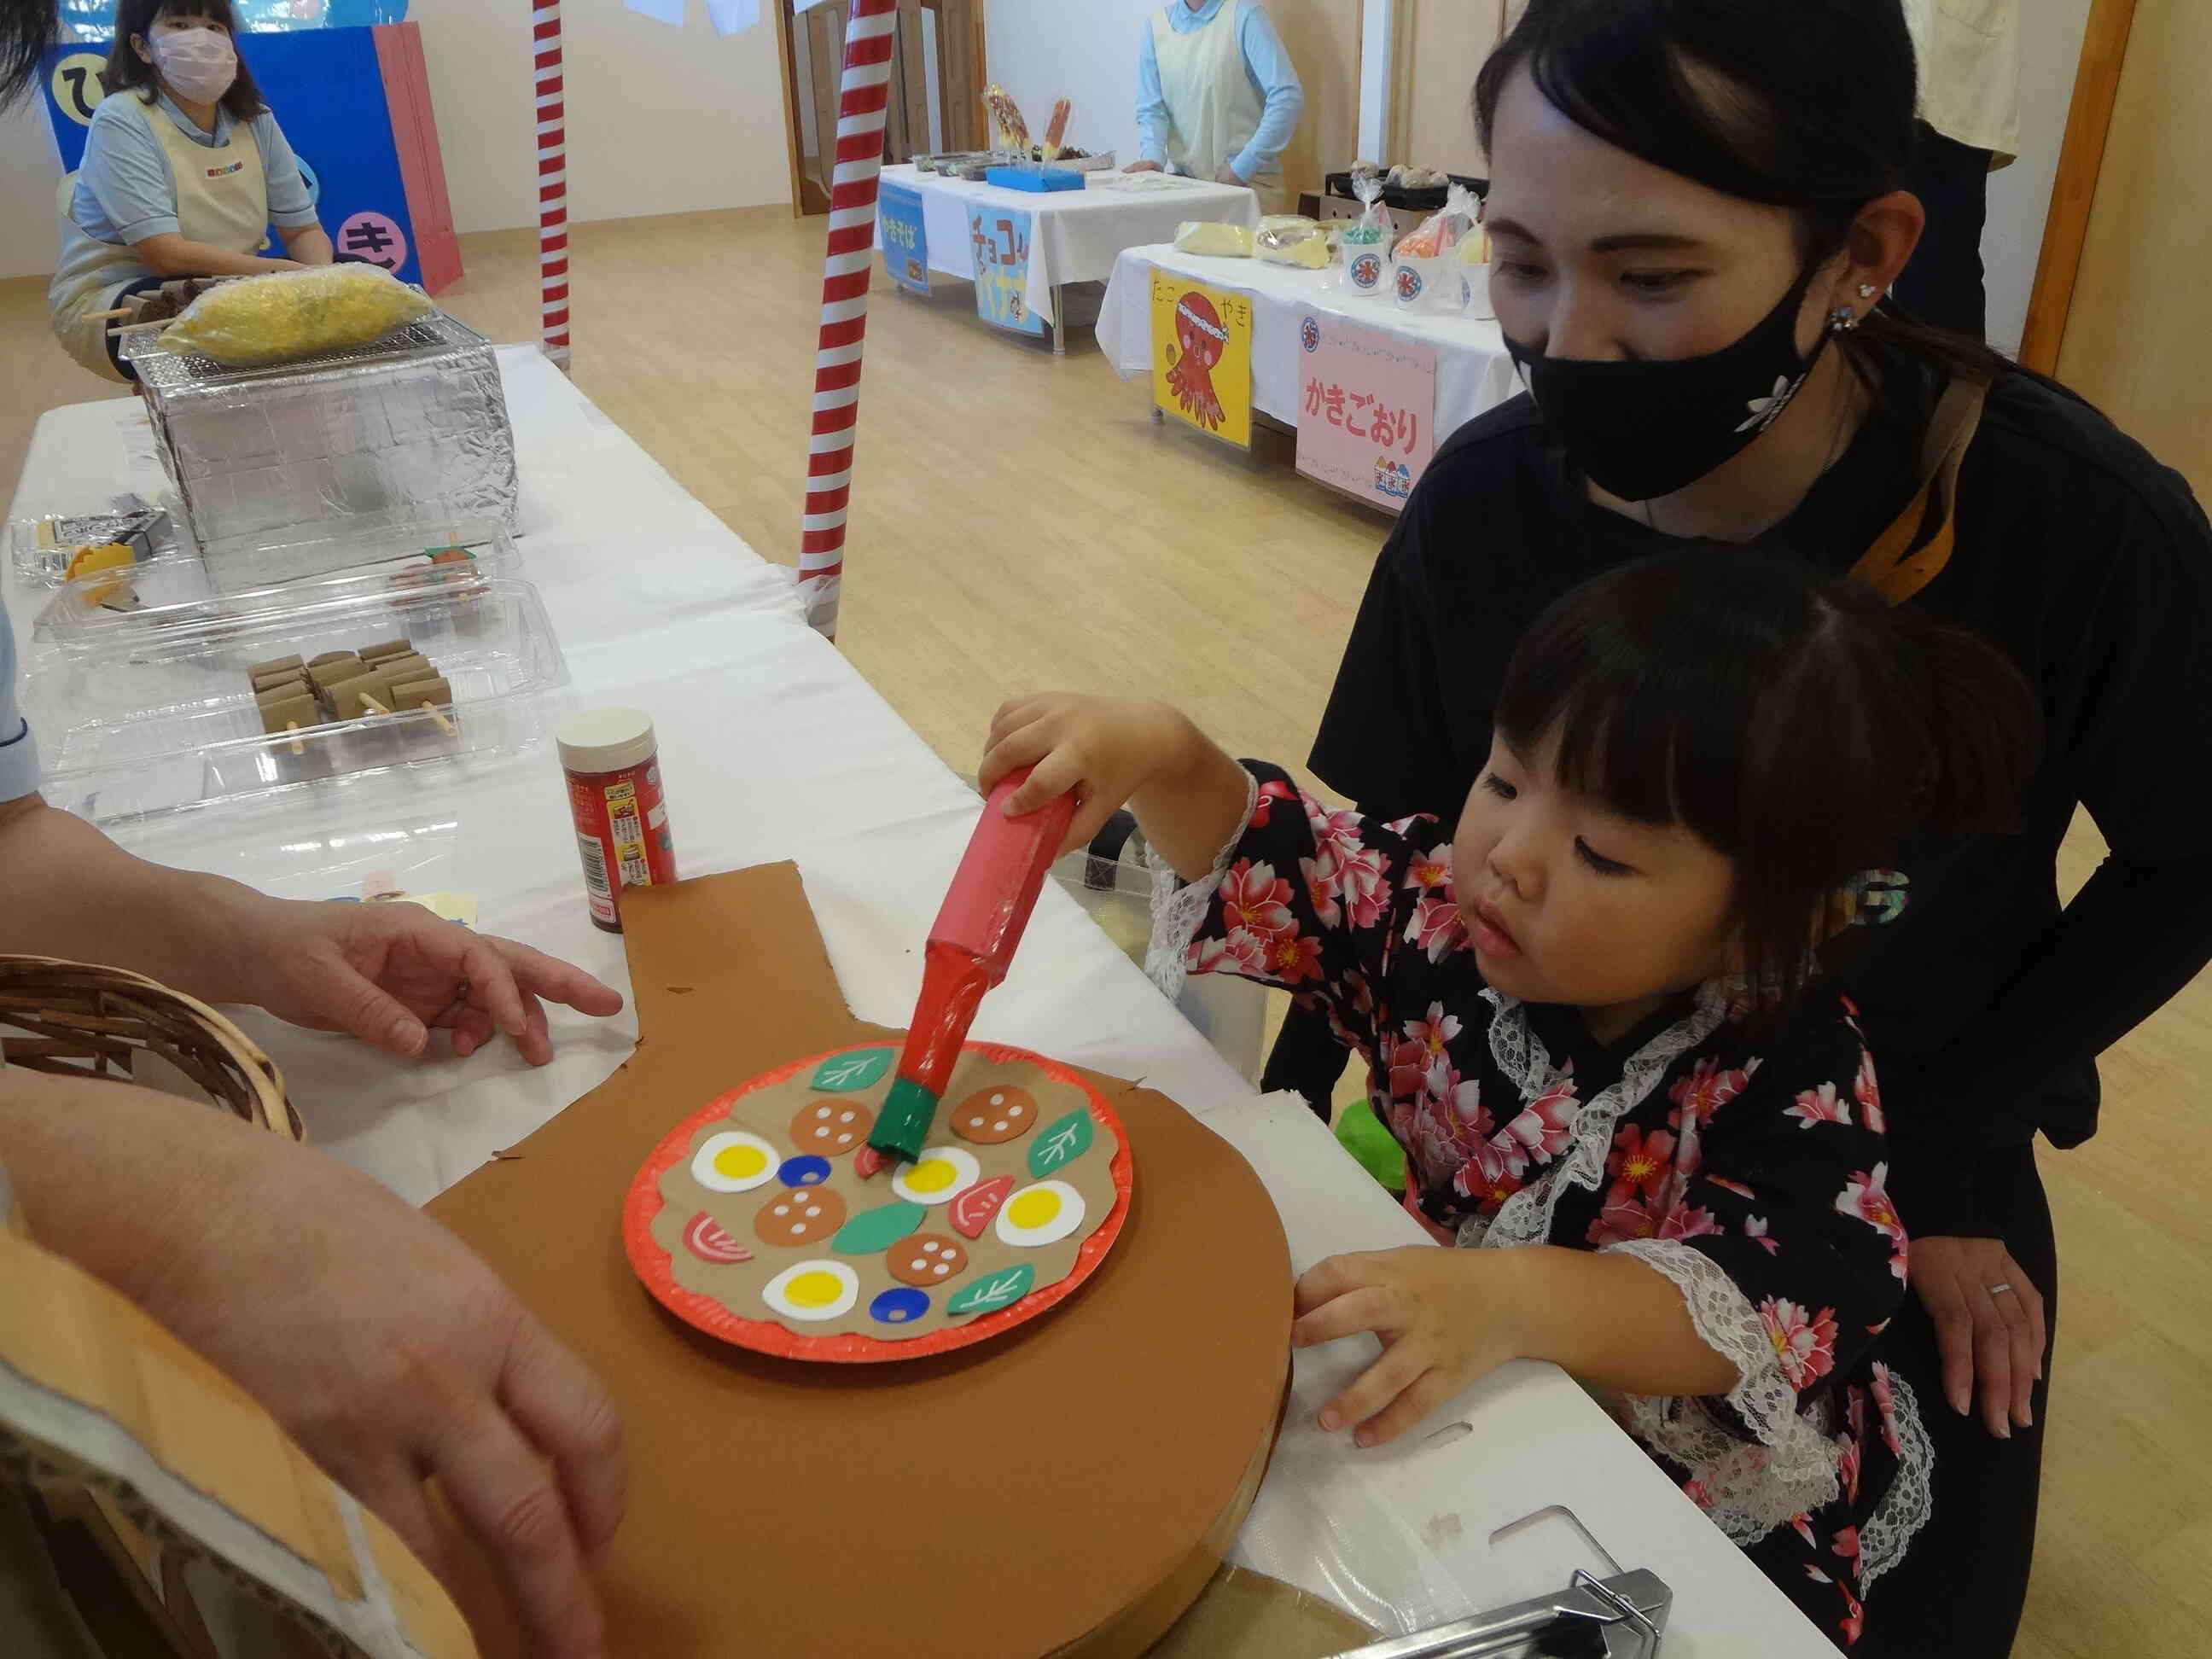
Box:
[811,1048,893,1092]
[1027,1108,1096,1178]
[946,1262,1034,1316]
[831,1201,927,1255]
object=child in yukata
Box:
[979,549,2040,1646]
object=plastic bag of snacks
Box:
[1254,214,1332,271]
[1391,182,1480,317]
[157,265,434,366]
[1458,221,1497,320]
[1323,174,1392,299]
[1173,220,1254,258]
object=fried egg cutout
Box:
[692,1129,778,1193]
[890,1145,981,1207]
[762,1260,859,1322]
[994,1179,1086,1248]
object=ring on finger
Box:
[1988,1283,2014,1295]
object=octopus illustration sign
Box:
[1150,273,1253,449]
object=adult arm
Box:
[258,111,330,263]
[0,792,620,1063]
[279,222,335,265]
[1133,19,1171,167]
[1226,4,1304,182]
[0,1069,624,1659]
[128,231,300,276]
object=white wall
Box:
[982,0,1155,172]
[1,98,64,281]
[0,0,791,282]
[1983,0,2093,354]
[416,0,789,235]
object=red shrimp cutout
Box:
[1164,293,1230,431]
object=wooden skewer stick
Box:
[107,318,171,336]
[81,306,137,323]
[357,691,393,717]
[416,700,457,737]
[284,721,305,757]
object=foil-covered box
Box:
[121,311,519,592]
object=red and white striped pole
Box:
[533,0,570,371]
[797,0,896,638]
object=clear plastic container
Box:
[21,574,567,827]
[31,521,520,650]
[6,504,183,586]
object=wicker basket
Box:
[0,955,300,1141]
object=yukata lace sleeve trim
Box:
[1859,1372,1935,1586]
[1601,1238,1845,1542]
[1144,766,1260,999]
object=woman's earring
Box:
[1828,306,1860,333]
[1857,283,1880,298]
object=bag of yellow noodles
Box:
[157,265,435,367]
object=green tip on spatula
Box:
[870,768,1076,1164]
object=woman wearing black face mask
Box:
[1293,3,2212,1655]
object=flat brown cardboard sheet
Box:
[425,864,1292,1657]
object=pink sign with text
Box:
[1293,312,1438,512]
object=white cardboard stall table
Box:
[874,164,1261,354]
[6,357,1830,1658]
[1101,242,1524,474]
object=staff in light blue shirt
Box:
[47,0,331,381]
[1127,0,1304,214]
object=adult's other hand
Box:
[231,896,624,1066]
[1123,159,1162,173]
[1910,1233,2046,1438]
[1,1076,629,1657]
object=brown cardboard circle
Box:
[425,867,1292,1657]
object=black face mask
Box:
[1504,260,1832,502]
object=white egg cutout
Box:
[994,1179,1086,1247]
[692,1130,779,1193]
[890,1145,981,1207]
[762,1260,860,1322]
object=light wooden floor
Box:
[5,211,2206,1657]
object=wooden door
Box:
[773,0,987,217]
[2024,0,2210,493]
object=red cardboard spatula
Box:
[868,769,1077,1165]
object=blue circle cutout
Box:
[870,1287,930,1325]
[778,1155,832,1188]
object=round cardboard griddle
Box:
[623,1041,1133,1362]
[424,866,1292,1659]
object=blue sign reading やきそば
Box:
[880,184,929,295]
[966,206,1047,335]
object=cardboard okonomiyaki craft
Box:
[425,864,1292,1658]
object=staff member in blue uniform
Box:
[48,0,330,381]
[1126,0,1304,215]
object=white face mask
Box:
[148,26,238,104]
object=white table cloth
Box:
[875,164,1260,335]
[1099,242,1524,444]
[3,352,1830,1656]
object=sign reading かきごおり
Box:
[1151,274,1253,450]
[1293,313,1437,512]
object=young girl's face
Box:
[1452,731,1742,1026]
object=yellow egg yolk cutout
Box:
[1007,1190,1060,1230]
[785,1271,846,1308]
[715,1144,768,1180]
[907,1159,958,1193]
